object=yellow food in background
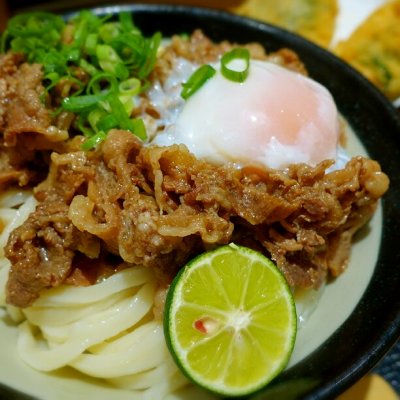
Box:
[338,374,399,400]
[334,0,400,100]
[231,0,338,47]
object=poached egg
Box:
[151,57,341,170]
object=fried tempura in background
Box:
[231,0,338,47]
[334,0,400,100]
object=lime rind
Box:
[164,244,297,397]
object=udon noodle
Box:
[0,192,320,399]
[0,196,188,398]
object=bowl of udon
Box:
[0,4,399,400]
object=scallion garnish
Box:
[131,118,147,140]
[181,64,216,100]
[7,12,64,40]
[62,94,107,112]
[88,109,106,132]
[221,48,250,83]
[81,130,107,151]
[138,32,162,79]
[79,58,98,76]
[96,114,119,132]
[86,72,118,95]
[119,11,138,34]
[84,33,98,56]
[119,77,141,96]
[1,9,160,150]
[118,78,141,114]
[96,44,129,80]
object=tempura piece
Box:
[334,0,400,100]
[231,0,338,48]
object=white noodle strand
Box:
[33,267,154,306]
[71,322,167,377]
[0,192,188,398]
[18,282,156,371]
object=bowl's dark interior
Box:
[3,4,400,400]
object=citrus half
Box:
[164,243,297,397]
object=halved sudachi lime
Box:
[164,243,297,397]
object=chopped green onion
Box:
[39,49,68,75]
[43,72,60,92]
[114,63,130,80]
[99,22,119,43]
[96,44,129,79]
[84,33,98,55]
[62,94,106,112]
[7,12,64,39]
[96,114,119,132]
[99,99,111,113]
[86,72,118,95]
[2,10,158,148]
[77,111,95,137]
[73,9,102,34]
[118,78,140,114]
[64,47,80,62]
[81,130,107,150]
[109,33,143,67]
[119,77,141,95]
[58,76,85,98]
[119,95,135,114]
[181,64,216,100]
[221,48,250,83]
[72,17,88,49]
[131,118,147,140]
[138,32,162,79]
[119,12,138,33]
[106,93,137,133]
[79,59,98,76]
[87,109,105,131]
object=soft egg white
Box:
[150,57,342,170]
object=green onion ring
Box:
[221,48,250,83]
[181,64,216,100]
[119,77,141,96]
[86,72,118,95]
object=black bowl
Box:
[2,4,400,400]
